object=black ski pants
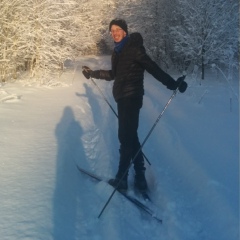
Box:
[116,96,145,178]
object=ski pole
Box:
[98,76,186,219]
[90,77,118,117]
[90,77,151,165]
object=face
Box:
[110,25,127,42]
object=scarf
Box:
[114,35,129,54]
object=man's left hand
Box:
[176,76,187,93]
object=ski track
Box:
[0,57,239,240]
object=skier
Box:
[82,18,187,193]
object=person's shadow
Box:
[53,106,84,240]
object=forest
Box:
[0,0,238,82]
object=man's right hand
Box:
[82,66,92,79]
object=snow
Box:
[0,56,239,240]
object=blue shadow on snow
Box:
[53,106,85,240]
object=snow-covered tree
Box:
[0,0,238,82]
[0,0,26,80]
[71,0,109,56]
[169,0,239,78]
[146,0,180,70]
[0,0,78,80]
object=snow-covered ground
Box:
[0,56,239,240]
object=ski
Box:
[76,165,162,224]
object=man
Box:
[82,18,187,193]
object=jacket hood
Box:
[129,32,143,46]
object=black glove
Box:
[82,66,100,79]
[176,76,187,93]
[82,66,92,79]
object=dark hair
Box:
[109,19,128,34]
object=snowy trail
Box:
[0,57,239,240]
[0,77,163,240]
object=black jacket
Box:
[95,32,176,102]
